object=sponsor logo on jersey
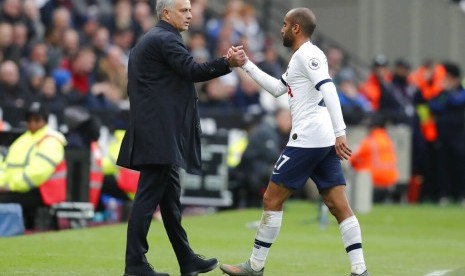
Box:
[309,58,320,70]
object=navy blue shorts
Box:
[270,146,346,192]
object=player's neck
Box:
[291,38,310,52]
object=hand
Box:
[335,135,352,160]
[225,45,247,67]
[0,183,9,192]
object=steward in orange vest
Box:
[350,116,399,202]
[410,62,446,142]
[359,55,393,111]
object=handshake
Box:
[224,45,248,68]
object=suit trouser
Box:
[125,164,194,267]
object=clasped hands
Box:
[224,45,248,67]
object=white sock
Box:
[249,211,283,271]
[339,215,367,274]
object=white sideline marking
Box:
[424,270,452,276]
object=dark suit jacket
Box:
[117,20,231,174]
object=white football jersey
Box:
[282,41,335,148]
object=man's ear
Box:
[293,24,300,34]
[163,9,170,21]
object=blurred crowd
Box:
[0,0,464,209]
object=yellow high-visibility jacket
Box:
[0,125,67,196]
[102,130,138,199]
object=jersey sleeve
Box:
[242,60,288,97]
[299,52,332,90]
[299,51,347,137]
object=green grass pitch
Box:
[1,201,464,276]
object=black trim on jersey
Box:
[280,77,288,86]
[345,243,362,253]
[318,99,326,107]
[315,78,333,91]
[254,239,272,248]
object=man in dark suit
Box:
[117,0,246,276]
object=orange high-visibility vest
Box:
[416,104,438,142]
[89,142,103,208]
[350,128,399,188]
[117,168,139,197]
[359,72,392,111]
[37,135,67,205]
[40,160,67,205]
[409,64,446,100]
[410,64,446,142]
[420,117,438,142]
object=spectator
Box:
[0,60,31,108]
[231,108,291,208]
[359,54,405,122]
[410,60,446,202]
[233,67,263,113]
[61,28,80,62]
[36,76,68,114]
[52,68,81,106]
[205,0,243,55]
[337,75,371,125]
[257,44,285,79]
[256,44,288,113]
[78,12,100,47]
[96,45,128,99]
[87,81,121,110]
[0,22,21,64]
[189,0,213,32]
[90,26,111,70]
[132,1,155,39]
[51,7,72,33]
[236,4,264,62]
[429,62,465,206]
[0,0,36,42]
[23,0,45,41]
[43,27,63,72]
[0,102,67,229]
[70,0,113,25]
[40,0,83,30]
[350,115,399,203]
[67,47,96,97]
[198,77,237,116]
[20,42,48,91]
[325,45,357,86]
[111,27,134,59]
[0,0,24,24]
[391,58,416,121]
[105,0,134,35]
[187,30,211,63]
[12,22,29,58]
[25,62,46,95]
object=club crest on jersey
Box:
[309,58,320,70]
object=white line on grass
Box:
[424,270,452,276]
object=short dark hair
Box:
[443,62,461,78]
[25,102,49,121]
[288,8,316,37]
